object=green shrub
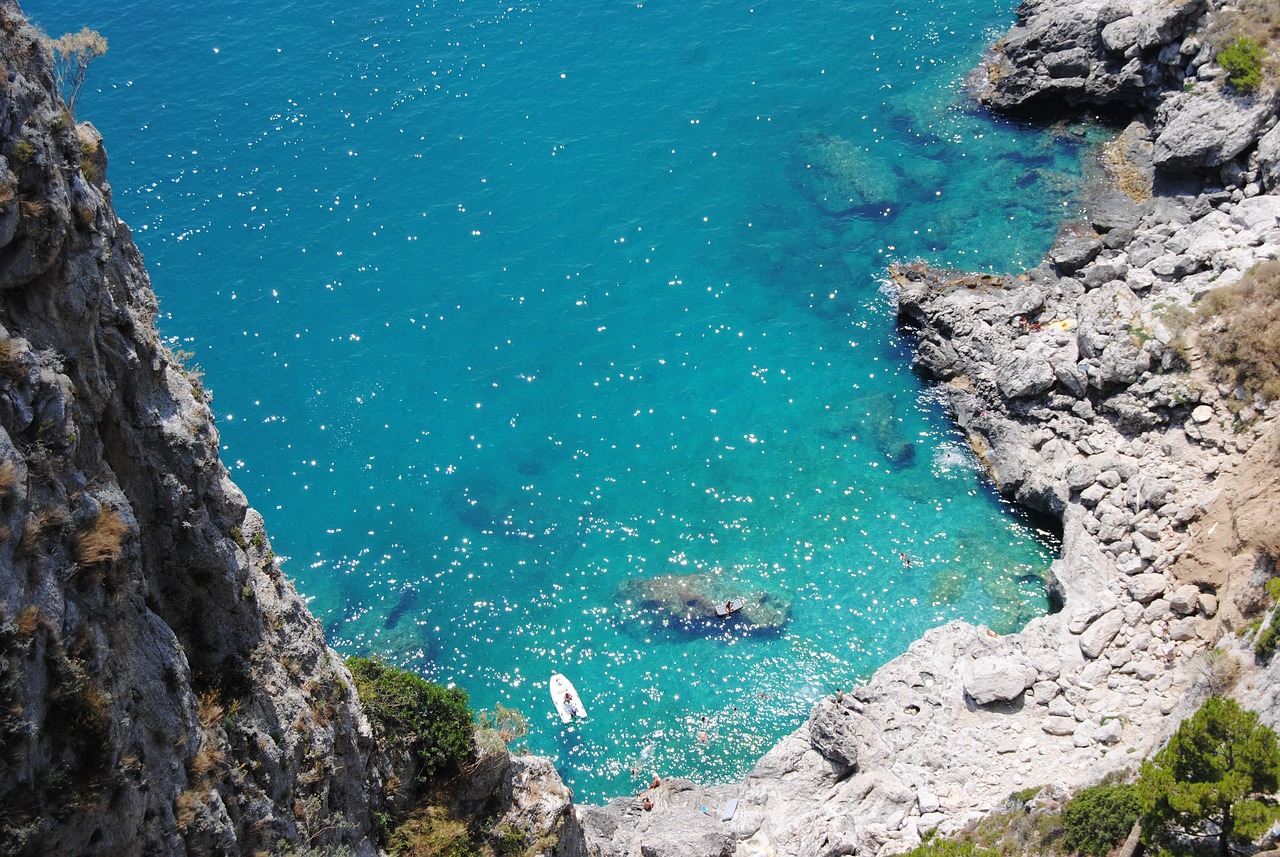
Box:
[1008,785,1041,805]
[1197,261,1280,402]
[346,656,473,783]
[1267,577,1280,602]
[1219,36,1265,93]
[1257,608,1280,661]
[903,838,999,857]
[1062,783,1139,856]
[9,140,34,167]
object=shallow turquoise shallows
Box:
[30,0,1089,800]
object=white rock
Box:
[1042,716,1077,736]
[961,656,1037,705]
[1168,583,1200,615]
[1095,719,1124,744]
[1199,593,1219,617]
[1191,404,1214,423]
[1080,610,1125,659]
[1127,573,1167,603]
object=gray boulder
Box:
[1079,609,1124,659]
[1169,583,1201,615]
[997,352,1057,399]
[960,655,1036,705]
[809,701,861,772]
[1128,573,1168,603]
[1051,237,1103,272]
[1152,87,1278,171]
[1257,121,1280,192]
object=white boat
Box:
[715,597,745,618]
[550,673,586,723]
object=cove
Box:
[30,0,1092,800]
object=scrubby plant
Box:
[78,139,102,183]
[1255,585,1280,660]
[1218,36,1265,92]
[1196,261,1280,402]
[476,702,529,749]
[9,139,34,166]
[346,656,474,784]
[903,837,999,857]
[1258,622,1280,659]
[48,28,107,115]
[386,804,478,857]
[74,507,127,566]
[1062,782,1139,856]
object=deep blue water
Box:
[30,0,1088,800]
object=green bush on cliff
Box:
[1218,36,1265,93]
[1062,783,1139,856]
[1255,586,1280,660]
[903,838,998,857]
[346,656,474,783]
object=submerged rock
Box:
[614,572,792,637]
[793,131,902,217]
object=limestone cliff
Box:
[0,5,585,854]
[0,3,394,852]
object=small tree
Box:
[1218,37,1264,94]
[1138,696,1280,857]
[50,28,108,115]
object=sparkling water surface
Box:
[30,0,1089,800]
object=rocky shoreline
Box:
[5,0,1280,852]
[579,0,1280,854]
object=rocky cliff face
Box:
[0,3,391,852]
[6,0,1277,852]
[581,0,1280,854]
[0,5,584,854]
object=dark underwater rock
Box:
[614,572,791,637]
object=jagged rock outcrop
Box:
[0,5,582,855]
[974,0,1210,114]
[0,5,387,851]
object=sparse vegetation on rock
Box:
[1196,260,1280,402]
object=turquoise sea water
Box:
[31,0,1089,800]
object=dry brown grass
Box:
[1210,0,1280,50]
[18,506,69,556]
[17,196,46,221]
[175,789,201,830]
[0,459,19,498]
[0,337,22,371]
[196,690,224,731]
[189,742,226,780]
[15,604,40,638]
[74,507,128,566]
[1196,260,1280,401]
